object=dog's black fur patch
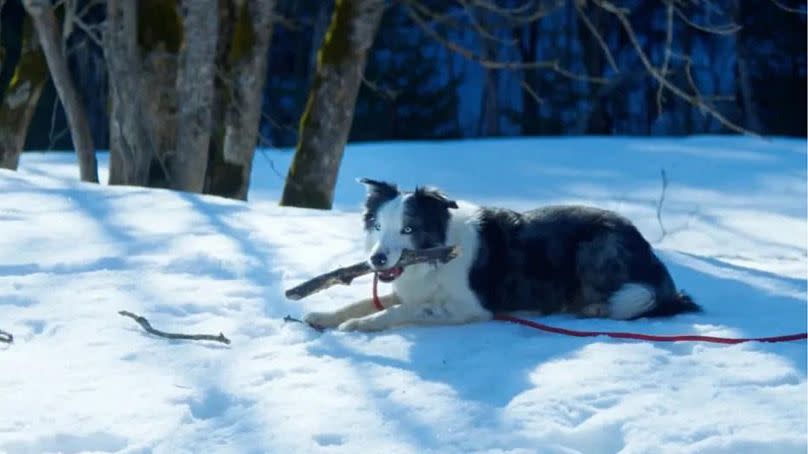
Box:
[402,187,458,249]
[360,178,399,231]
[468,205,700,318]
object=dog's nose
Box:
[370,253,388,268]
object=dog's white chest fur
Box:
[390,203,490,323]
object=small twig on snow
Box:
[0,329,13,344]
[118,310,231,345]
[285,245,461,300]
[656,168,669,241]
[283,315,325,332]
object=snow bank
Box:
[1,136,805,453]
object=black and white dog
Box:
[304,178,699,332]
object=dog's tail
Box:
[640,290,701,318]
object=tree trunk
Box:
[280,0,385,209]
[204,0,275,200]
[172,0,217,193]
[106,0,147,185]
[23,0,98,182]
[105,0,180,187]
[733,0,763,133]
[0,15,47,170]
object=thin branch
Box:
[47,95,63,151]
[71,16,103,48]
[285,245,461,300]
[283,315,325,332]
[595,0,756,135]
[260,110,297,134]
[256,144,292,184]
[769,0,807,14]
[667,50,709,116]
[256,134,310,196]
[467,0,534,17]
[683,56,700,105]
[674,7,740,35]
[468,0,561,24]
[404,2,608,84]
[520,80,544,104]
[656,168,669,241]
[656,1,674,116]
[270,12,308,30]
[574,2,619,73]
[362,75,399,100]
[119,310,231,345]
[0,329,13,344]
[458,0,518,46]
[407,1,465,28]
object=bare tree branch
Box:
[47,95,64,150]
[674,6,740,35]
[119,311,231,345]
[258,110,297,136]
[769,0,807,14]
[520,80,544,104]
[468,0,562,24]
[595,0,756,135]
[458,0,518,46]
[23,0,99,182]
[404,2,609,84]
[574,1,619,73]
[656,1,674,116]
[0,329,12,344]
[362,75,399,100]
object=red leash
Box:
[371,275,807,344]
[493,314,807,344]
[372,273,385,311]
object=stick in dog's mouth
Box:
[284,245,460,300]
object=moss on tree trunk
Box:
[0,16,47,170]
[280,0,385,210]
[204,0,274,200]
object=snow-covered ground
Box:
[1,136,806,453]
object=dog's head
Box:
[358,178,458,282]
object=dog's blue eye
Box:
[374,222,381,231]
[402,226,414,234]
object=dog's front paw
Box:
[303,311,344,329]
[338,317,385,332]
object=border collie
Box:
[304,178,700,332]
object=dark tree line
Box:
[3,1,803,150]
[0,0,804,207]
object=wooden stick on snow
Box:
[284,245,461,300]
[119,311,231,345]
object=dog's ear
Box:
[415,186,459,209]
[357,177,399,198]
